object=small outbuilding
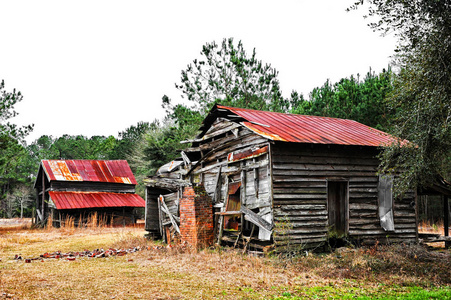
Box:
[34,160,145,226]
[145,105,419,251]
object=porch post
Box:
[444,195,449,248]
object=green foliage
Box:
[352,0,451,192]
[0,80,34,217]
[291,69,393,131]
[0,80,33,141]
[176,37,291,113]
[27,134,119,162]
[113,121,153,161]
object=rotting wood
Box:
[199,159,269,175]
[272,155,380,166]
[241,205,273,232]
[182,122,241,144]
[272,163,378,172]
[242,223,256,253]
[159,195,180,234]
[240,167,245,229]
[227,145,268,163]
[213,166,222,203]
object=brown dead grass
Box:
[418,220,449,235]
[418,220,450,248]
[0,227,450,299]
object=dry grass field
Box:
[1,220,450,299]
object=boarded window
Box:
[378,175,395,231]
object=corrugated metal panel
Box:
[217,105,400,147]
[42,160,137,184]
[227,146,269,162]
[49,191,145,210]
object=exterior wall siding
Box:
[271,142,417,249]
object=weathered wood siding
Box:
[190,119,272,241]
[50,181,136,193]
[145,187,170,237]
[271,142,417,249]
[191,119,270,205]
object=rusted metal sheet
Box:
[217,105,400,147]
[42,160,137,184]
[49,191,145,209]
[227,145,269,162]
[228,182,241,195]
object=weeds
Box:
[0,225,450,299]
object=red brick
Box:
[179,185,214,248]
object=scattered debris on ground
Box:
[12,246,146,262]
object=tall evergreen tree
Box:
[176,37,290,114]
[351,0,451,192]
[292,69,394,131]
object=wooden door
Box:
[327,181,348,235]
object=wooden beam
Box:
[213,166,222,203]
[159,195,180,234]
[445,195,450,248]
[240,205,273,232]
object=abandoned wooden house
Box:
[144,104,425,251]
[34,160,145,226]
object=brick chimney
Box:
[179,185,214,248]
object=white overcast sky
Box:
[2,0,396,144]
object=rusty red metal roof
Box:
[41,160,137,184]
[215,105,400,147]
[49,191,145,210]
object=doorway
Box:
[327,181,348,236]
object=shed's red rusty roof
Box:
[41,160,137,184]
[49,191,145,210]
[215,105,400,147]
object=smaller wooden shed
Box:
[34,160,145,226]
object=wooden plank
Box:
[349,203,378,210]
[444,196,449,247]
[274,228,328,234]
[274,181,327,188]
[253,160,259,199]
[184,122,241,144]
[274,214,327,220]
[273,233,327,240]
[272,163,377,172]
[273,210,327,217]
[289,221,328,227]
[348,228,417,235]
[157,195,163,239]
[274,237,327,245]
[273,200,327,206]
[228,146,268,163]
[194,157,269,175]
[240,205,273,232]
[272,169,377,177]
[213,166,222,204]
[215,211,242,215]
[273,187,327,194]
[159,195,180,234]
[277,204,327,211]
[200,135,267,163]
[273,194,327,200]
[272,143,379,159]
[273,176,327,183]
[272,155,380,166]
